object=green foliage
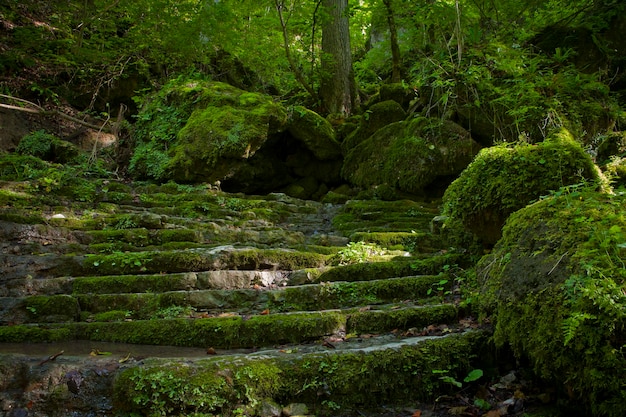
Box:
[329,241,386,266]
[441,128,602,245]
[123,365,234,416]
[16,130,55,159]
[113,331,487,414]
[433,368,483,388]
[478,190,626,415]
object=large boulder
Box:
[477,190,626,416]
[441,128,603,245]
[166,84,288,184]
[342,117,479,196]
[129,79,342,197]
[343,100,407,151]
[286,106,341,160]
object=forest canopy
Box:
[1,0,624,117]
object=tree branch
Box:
[0,94,112,133]
[275,0,318,100]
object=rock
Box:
[258,398,282,417]
[283,402,309,416]
[477,190,626,415]
[343,100,407,151]
[441,128,604,246]
[342,117,479,196]
[287,106,341,160]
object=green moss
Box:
[350,231,443,252]
[114,362,237,416]
[442,128,603,245]
[0,210,45,224]
[343,100,406,151]
[0,187,33,207]
[87,228,150,246]
[270,275,447,311]
[86,228,202,250]
[91,310,132,322]
[166,92,287,183]
[74,273,197,295]
[342,117,477,194]
[287,106,341,160]
[24,295,79,323]
[224,249,327,270]
[318,255,461,283]
[477,190,626,415]
[70,311,345,348]
[347,304,457,334]
[0,325,71,342]
[113,331,488,415]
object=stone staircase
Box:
[0,181,488,417]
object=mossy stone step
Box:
[72,275,449,317]
[0,330,487,417]
[0,304,458,348]
[315,253,463,283]
[111,330,487,416]
[332,199,440,234]
[349,230,445,252]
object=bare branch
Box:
[0,94,113,133]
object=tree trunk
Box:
[383,0,402,83]
[320,0,356,116]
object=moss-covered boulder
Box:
[441,128,603,245]
[287,106,341,160]
[476,190,626,416]
[130,78,346,196]
[166,84,288,184]
[343,100,407,151]
[342,117,479,196]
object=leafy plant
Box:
[329,241,386,266]
[16,130,56,160]
[433,368,483,388]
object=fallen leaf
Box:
[260,309,270,315]
[412,410,422,417]
[485,410,501,417]
[89,349,99,356]
[118,353,131,363]
[448,406,468,415]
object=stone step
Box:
[75,275,449,319]
[0,329,487,417]
[0,304,458,348]
[1,249,456,297]
[0,275,448,323]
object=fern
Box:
[562,312,596,346]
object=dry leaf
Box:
[412,410,422,417]
[118,353,131,363]
[448,406,468,415]
[260,309,270,315]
